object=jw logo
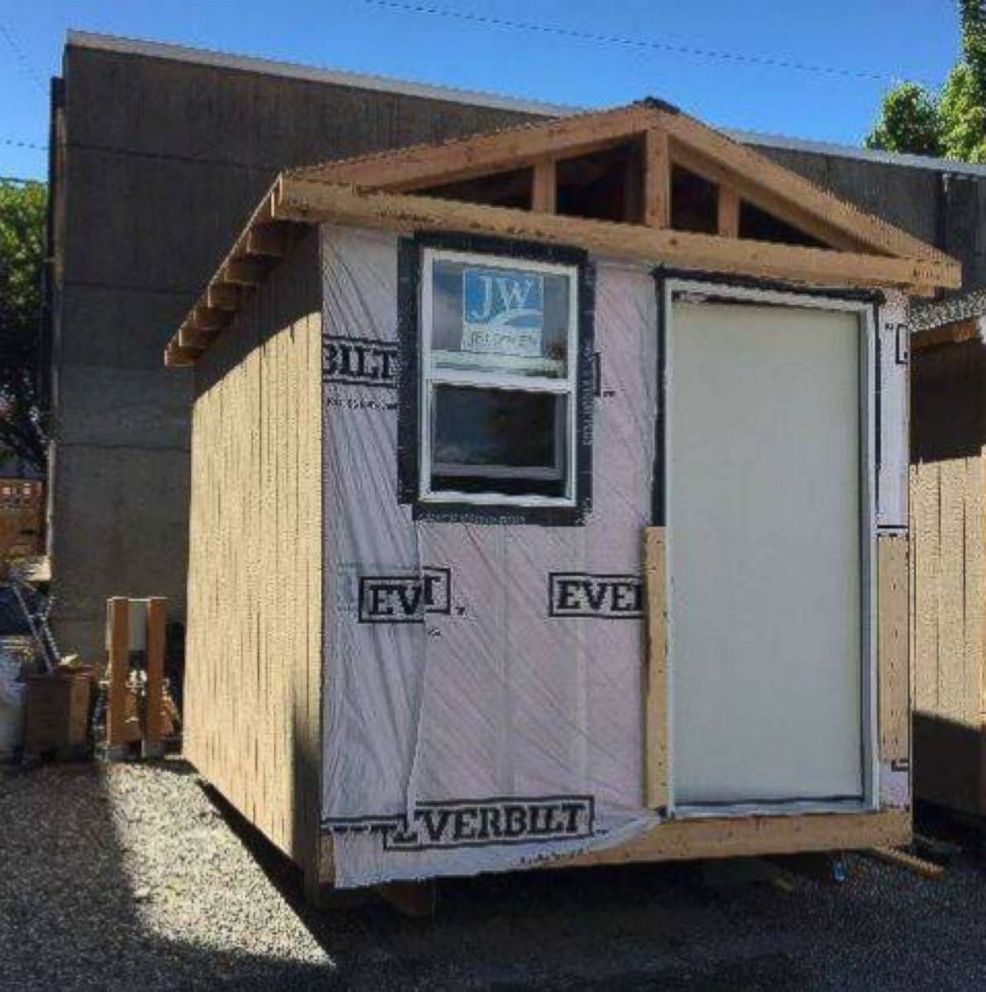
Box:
[462,267,544,359]
[323,334,397,387]
[358,567,451,624]
[548,573,643,619]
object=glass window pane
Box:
[430,258,571,378]
[430,385,568,498]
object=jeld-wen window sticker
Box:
[419,249,579,508]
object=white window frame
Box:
[418,248,580,509]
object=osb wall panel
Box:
[910,454,986,814]
[185,230,323,872]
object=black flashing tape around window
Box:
[873,300,882,510]
[652,271,667,527]
[397,230,594,527]
[396,237,421,506]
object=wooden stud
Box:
[191,306,226,331]
[878,533,909,764]
[717,184,740,238]
[207,283,240,311]
[178,324,212,351]
[273,179,960,292]
[643,128,670,228]
[671,142,863,253]
[223,258,267,286]
[643,527,668,808]
[105,597,130,751]
[660,111,956,265]
[143,597,167,759]
[164,342,201,368]
[531,159,556,213]
[246,223,290,258]
[865,846,945,879]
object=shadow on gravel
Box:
[0,763,333,991]
[6,761,986,991]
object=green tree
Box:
[939,62,986,160]
[864,83,942,156]
[0,181,47,472]
[866,1,986,162]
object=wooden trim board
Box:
[643,527,667,808]
[273,180,958,292]
[556,810,910,868]
[878,533,909,765]
[318,810,910,884]
[290,103,659,191]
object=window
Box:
[418,248,580,509]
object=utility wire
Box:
[0,22,46,93]
[360,0,937,86]
[1,138,46,152]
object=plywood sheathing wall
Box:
[910,455,986,815]
[184,229,323,881]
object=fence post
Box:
[143,597,167,758]
[105,597,130,757]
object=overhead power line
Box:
[0,22,46,93]
[360,0,937,86]
[1,138,46,152]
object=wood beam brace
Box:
[531,159,556,213]
[178,324,212,351]
[206,283,241,311]
[246,222,291,258]
[272,179,960,292]
[223,258,268,286]
[717,185,740,238]
[643,129,670,228]
[190,306,227,331]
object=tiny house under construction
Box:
[167,101,959,897]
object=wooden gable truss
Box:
[166,99,960,367]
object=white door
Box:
[667,294,869,810]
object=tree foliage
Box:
[866,2,986,162]
[864,83,942,156]
[0,181,47,472]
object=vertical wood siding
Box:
[910,455,986,814]
[184,231,323,876]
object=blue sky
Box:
[0,1,962,182]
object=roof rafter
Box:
[165,99,961,367]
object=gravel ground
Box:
[3,757,986,991]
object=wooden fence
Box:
[910,455,986,814]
